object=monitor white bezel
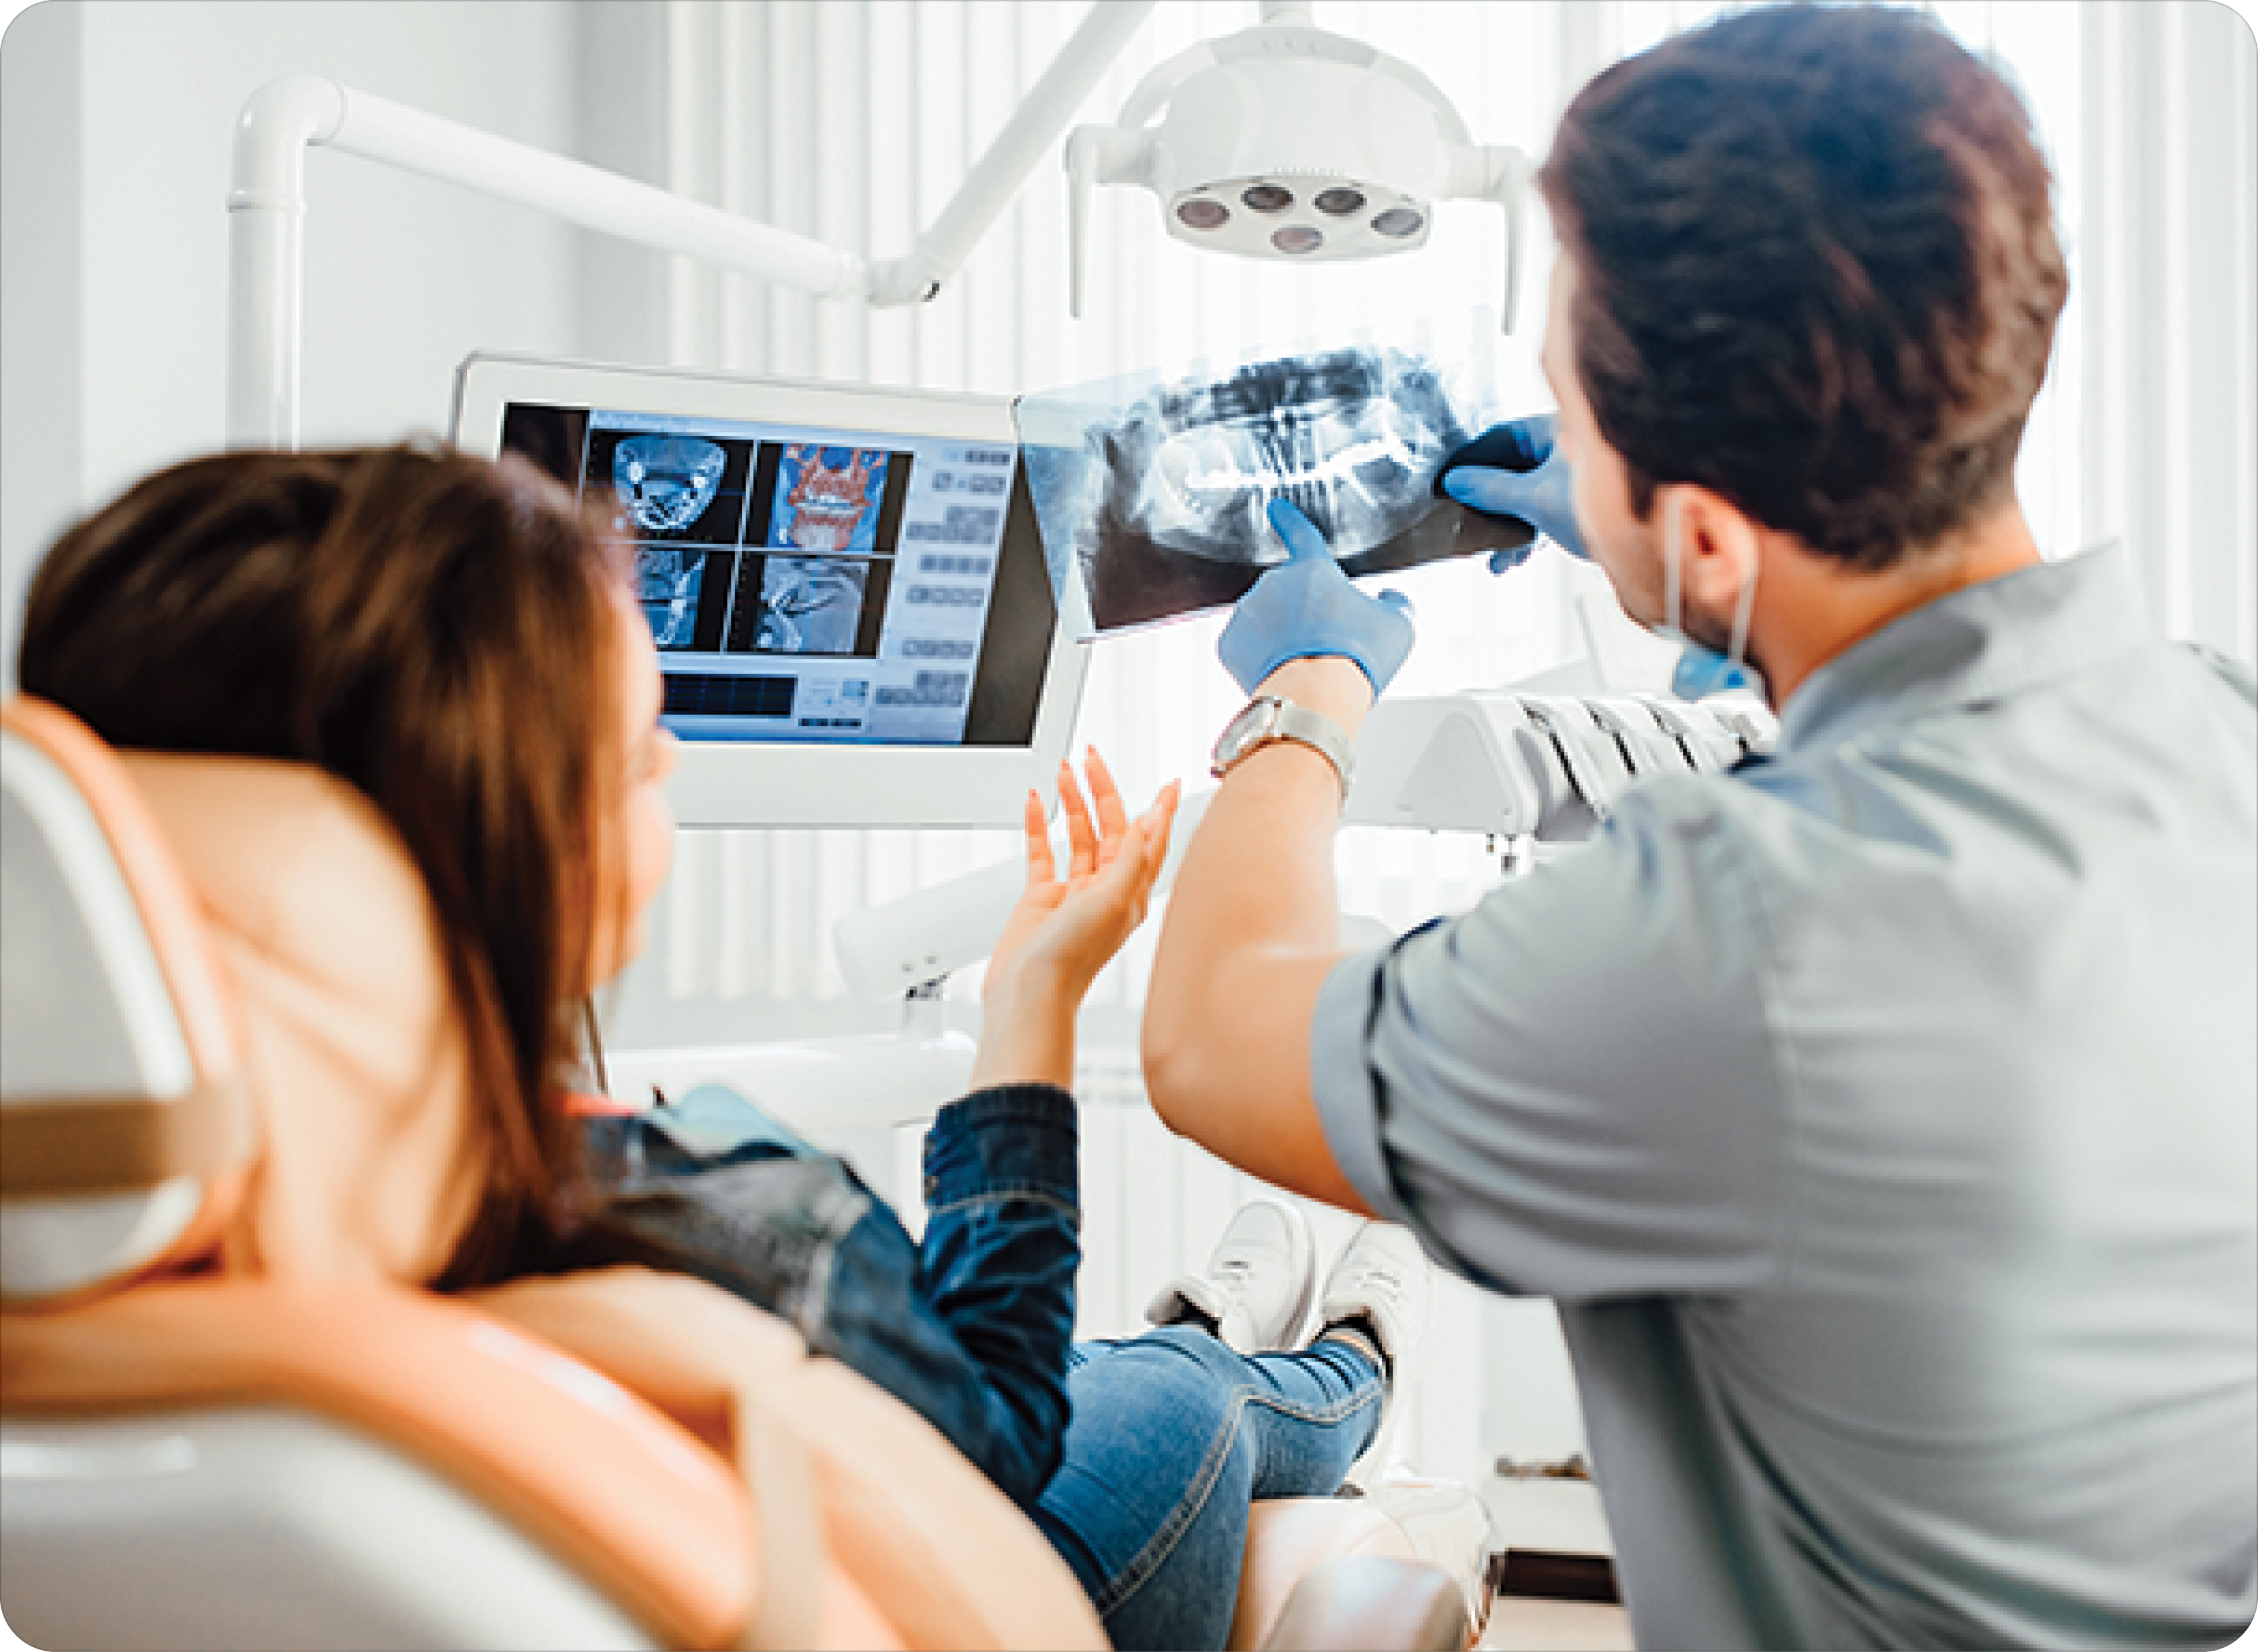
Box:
[451,352,1090,830]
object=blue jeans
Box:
[1038,1328,1383,1651]
[568,1083,1385,1651]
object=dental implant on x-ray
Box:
[1065,1,1531,329]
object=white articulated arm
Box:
[227,3,1156,449]
[869,0,1158,307]
[326,88,871,298]
[226,74,876,449]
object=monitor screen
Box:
[452,356,1088,828]
[498,402,1056,750]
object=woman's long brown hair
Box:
[17,443,626,1284]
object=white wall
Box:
[2083,0,2258,660]
[0,0,609,685]
[1,1,82,690]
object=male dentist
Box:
[1142,7,2257,1647]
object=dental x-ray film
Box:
[1017,348,1533,635]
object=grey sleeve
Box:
[1310,782,1793,1303]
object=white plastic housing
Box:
[1149,54,1452,260]
[1066,17,1529,327]
[1344,691,1776,839]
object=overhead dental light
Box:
[1066,0,1531,329]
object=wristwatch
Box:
[1211,695,1356,797]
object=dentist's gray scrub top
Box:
[1312,545,2258,1650]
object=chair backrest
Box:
[1,1287,741,1651]
[0,696,1104,1652]
[0,698,757,1649]
[4,1408,652,1651]
[0,698,252,1302]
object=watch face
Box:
[1215,697,1281,769]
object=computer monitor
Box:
[451,354,1090,828]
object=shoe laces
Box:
[1342,1251,1411,1312]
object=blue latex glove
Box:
[1217,499,1417,696]
[1438,413,1589,569]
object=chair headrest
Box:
[117,747,480,1287]
[1,698,252,1303]
[3,695,479,1298]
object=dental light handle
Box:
[1491,147,1532,335]
[1068,131,1095,321]
[1066,127,1154,321]
[1442,143,1531,335]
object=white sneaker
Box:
[1310,1221,1433,1487]
[1144,1199,1317,1354]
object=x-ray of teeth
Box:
[636,547,705,650]
[756,556,868,655]
[616,435,727,536]
[1137,352,1459,561]
[1018,347,1534,635]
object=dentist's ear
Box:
[1665,485,1764,614]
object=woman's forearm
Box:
[971,971,1081,1092]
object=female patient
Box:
[15,443,1430,1652]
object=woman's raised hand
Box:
[971,749,1180,1092]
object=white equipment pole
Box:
[225,0,1157,450]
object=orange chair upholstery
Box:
[0,696,1460,1652]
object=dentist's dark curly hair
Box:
[1538,3,2067,570]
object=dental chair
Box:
[0,696,1466,1652]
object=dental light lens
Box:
[1242,183,1294,214]
[1178,198,1230,231]
[1271,226,1324,255]
[1314,187,1365,217]
[1372,206,1424,239]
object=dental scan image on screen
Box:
[773,444,890,553]
[636,546,708,649]
[616,434,731,536]
[755,555,869,654]
[500,402,1051,749]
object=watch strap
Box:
[1212,696,1356,795]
